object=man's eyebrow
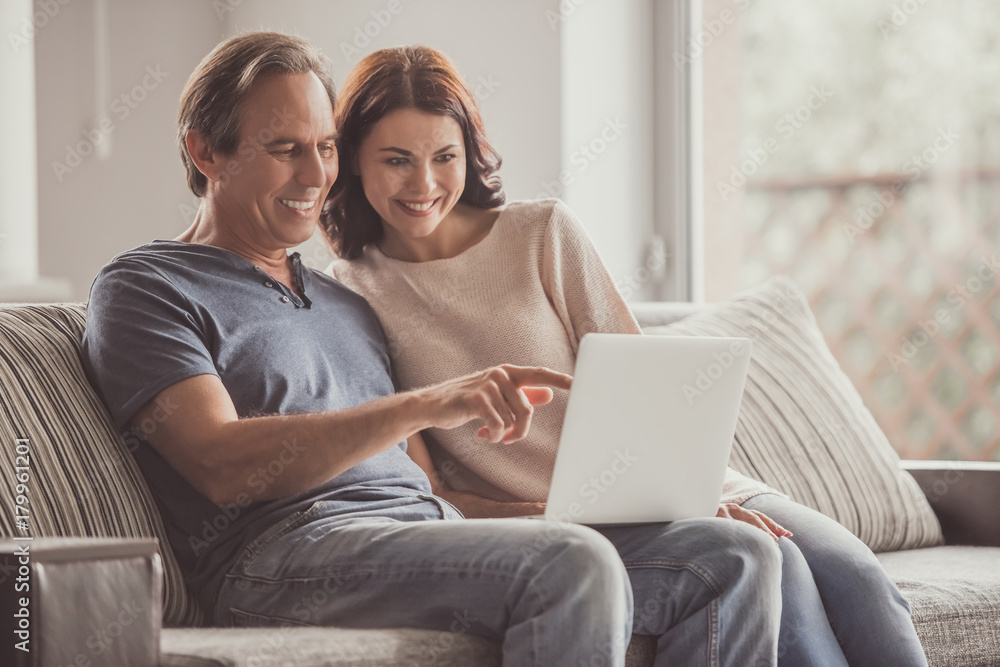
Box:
[265,134,338,146]
[377,144,460,155]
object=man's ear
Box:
[185,130,223,185]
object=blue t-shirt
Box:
[81,241,433,614]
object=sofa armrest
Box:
[902,460,1000,547]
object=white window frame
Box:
[652,0,703,302]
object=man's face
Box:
[210,72,338,250]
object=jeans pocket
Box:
[237,504,319,572]
[229,606,313,628]
[418,493,466,520]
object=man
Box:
[82,32,781,666]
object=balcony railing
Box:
[743,168,1000,461]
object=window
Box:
[703,0,1000,460]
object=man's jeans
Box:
[215,490,783,667]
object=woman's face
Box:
[356,107,467,251]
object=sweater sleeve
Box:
[538,200,783,506]
[539,200,642,352]
[720,468,785,505]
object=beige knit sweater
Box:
[328,199,775,505]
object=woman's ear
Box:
[185,130,223,185]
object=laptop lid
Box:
[544,334,751,525]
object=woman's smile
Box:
[395,197,441,216]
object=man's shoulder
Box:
[90,243,175,296]
[103,241,221,273]
[97,241,251,294]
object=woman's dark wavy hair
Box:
[320,45,504,259]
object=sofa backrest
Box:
[630,301,708,328]
[0,303,202,627]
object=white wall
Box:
[562,0,657,300]
[35,0,224,300]
[32,0,653,300]
[1,0,39,282]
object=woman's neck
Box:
[378,203,500,263]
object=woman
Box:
[322,45,926,666]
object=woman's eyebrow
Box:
[377,144,460,155]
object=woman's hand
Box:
[716,502,793,542]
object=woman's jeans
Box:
[215,491,783,667]
[742,494,928,667]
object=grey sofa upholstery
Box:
[1,300,997,666]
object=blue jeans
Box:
[741,494,928,667]
[595,517,782,665]
[215,490,783,667]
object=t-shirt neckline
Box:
[149,240,310,306]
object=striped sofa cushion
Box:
[0,303,202,627]
[645,277,943,552]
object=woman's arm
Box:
[406,433,546,518]
[541,202,793,537]
[539,201,643,348]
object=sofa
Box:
[0,276,997,666]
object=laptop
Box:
[529,333,752,525]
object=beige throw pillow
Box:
[645,276,943,552]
